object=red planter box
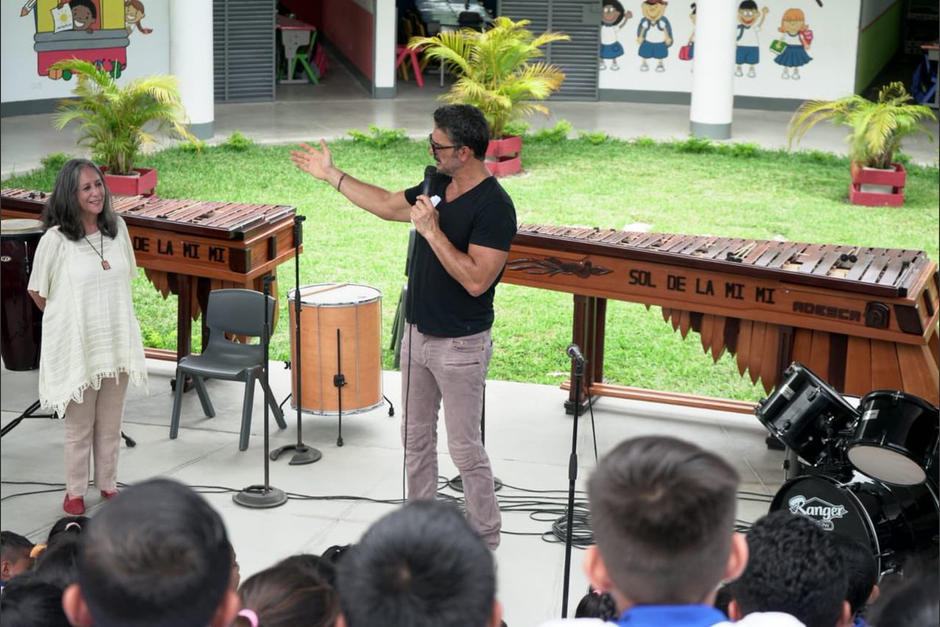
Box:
[849,184,904,207]
[848,163,906,206]
[485,135,523,177]
[101,167,157,197]
[850,162,907,188]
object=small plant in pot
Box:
[787,81,936,207]
[408,17,569,176]
[50,58,197,196]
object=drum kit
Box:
[756,362,940,576]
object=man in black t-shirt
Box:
[291,105,516,549]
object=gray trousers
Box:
[400,325,501,548]
[64,373,128,497]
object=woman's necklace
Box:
[83,230,110,270]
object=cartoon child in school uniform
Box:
[735,1,769,77]
[637,0,673,72]
[599,0,633,71]
[774,7,813,80]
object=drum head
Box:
[1,219,43,235]
[848,445,926,486]
[289,283,381,306]
[848,391,939,486]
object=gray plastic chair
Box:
[169,288,286,451]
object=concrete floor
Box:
[1,357,783,625]
[0,53,935,623]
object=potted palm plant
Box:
[787,81,936,207]
[408,17,569,176]
[50,58,197,196]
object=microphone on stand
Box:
[566,343,585,367]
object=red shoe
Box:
[63,495,85,515]
[100,489,119,500]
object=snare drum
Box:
[288,283,382,415]
[847,391,939,486]
[771,471,939,576]
[755,363,859,467]
[1,219,44,371]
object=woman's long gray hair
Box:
[42,158,118,241]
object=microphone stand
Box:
[271,215,322,465]
[560,345,585,618]
[233,276,288,509]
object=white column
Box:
[689,0,738,139]
[374,0,397,98]
[169,0,214,139]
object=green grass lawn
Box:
[5,134,938,401]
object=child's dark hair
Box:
[1,530,34,563]
[32,534,81,589]
[829,534,878,617]
[575,587,618,620]
[714,582,733,617]
[0,575,71,626]
[47,516,89,546]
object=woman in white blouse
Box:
[28,159,147,516]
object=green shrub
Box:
[347,125,408,148]
[803,149,843,166]
[177,139,206,154]
[504,120,530,137]
[223,130,254,151]
[724,142,760,158]
[41,152,73,173]
[670,136,715,153]
[633,137,656,148]
[578,131,609,145]
[530,120,573,143]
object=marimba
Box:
[1,188,298,362]
[503,224,940,410]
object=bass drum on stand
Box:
[771,471,939,576]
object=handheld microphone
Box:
[566,343,585,366]
[422,165,436,197]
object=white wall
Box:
[599,0,861,101]
[1,0,170,105]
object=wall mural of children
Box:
[125,0,153,35]
[774,7,813,80]
[68,0,97,34]
[679,2,695,64]
[600,0,632,71]
[636,0,673,72]
[735,1,769,77]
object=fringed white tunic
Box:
[27,217,147,416]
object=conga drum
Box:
[1,219,44,371]
[288,283,383,414]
